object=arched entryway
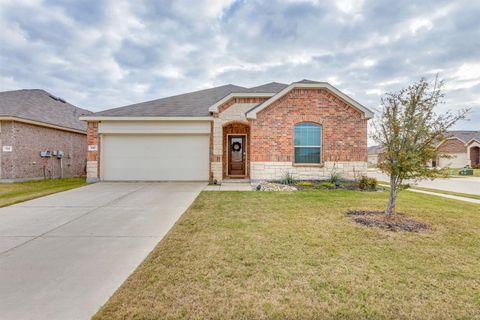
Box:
[222,121,250,179]
[470,146,480,168]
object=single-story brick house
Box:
[433,131,480,168]
[0,89,92,182]
[81,80,374,183]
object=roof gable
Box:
[245,81,374,120]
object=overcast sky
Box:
[1,0,479,131]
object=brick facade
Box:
[437,138,467,153]
[86,122,100,182]
[209,88,368,181]
[250,88,367,163]
[469,145,480,168]
[0,120,87,181]
[218,97,269,113]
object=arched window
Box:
[294,122,322,164]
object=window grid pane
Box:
[294,122,322,163]
[295,147,321,163]
[294,124,321,146]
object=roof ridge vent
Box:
[48,94,59,101]
[48,94,66,103]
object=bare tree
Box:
[372,77,469,217]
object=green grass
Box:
[0,178,86,207]
[94,190,480,320]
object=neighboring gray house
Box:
[0,89,92,182]
[368,145,381,166]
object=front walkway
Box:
[0,182,205,320]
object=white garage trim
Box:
[98,120,210,134]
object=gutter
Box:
[79,116,214,122]
[0,116,86,134]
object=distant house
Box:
[368,146,381,166]
[0,89,92,182]
[434,131,480,168]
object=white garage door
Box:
[101,134,209,181]
[438,153,468,168]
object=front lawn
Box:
[94,190,480,319]
[0,178,86,207]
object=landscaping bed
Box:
[346,210,429,232]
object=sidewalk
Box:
[379,184,480,204]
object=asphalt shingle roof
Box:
[93,82,288,117]
[245,82,288,93]
[447,130,480,143]
[0,89,92,131]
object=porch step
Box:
[222,179,251,184]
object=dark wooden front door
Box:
[228,136,246,176]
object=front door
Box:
[228,136,246,176]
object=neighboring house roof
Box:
[0,89,92,132]
[445,130,480,144]
[368,145,382,155]
[84,80,373,120]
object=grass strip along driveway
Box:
[0,178,86,207]
[94,189,480,319]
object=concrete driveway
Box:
[0,182,205,320]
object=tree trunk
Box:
[386,176,396,217]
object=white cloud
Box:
[0,0,478,131]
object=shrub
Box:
[296,181,313,187]
[319,182,336,189]
[280,171,295,185]
[369,177,378,190]
[359,176,377,191]
[328,170,342,184]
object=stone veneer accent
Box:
[251,161,367,181]
[211,97,268,182]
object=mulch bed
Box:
[346,210,430,232]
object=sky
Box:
[1,0,479,133]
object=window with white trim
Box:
[294,122,322,164]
